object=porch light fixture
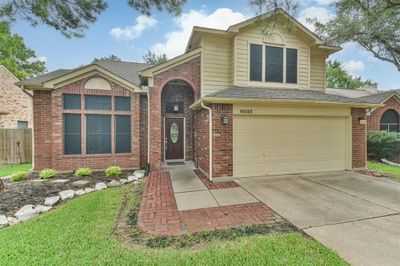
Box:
[221,115,229,125]
[173,103,179,112]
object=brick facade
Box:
[194,108,210,174]
[367,97,400,132]
[352,108,367,168]
[149,56,201,169]
[140,95,148,168]
[0,66,32,128]
[33,75,142,171]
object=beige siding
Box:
[201,35,232,96]
[233,24,316,90]
[310,48,327,91]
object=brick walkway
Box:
[194,169,240,190]
[137,170,283,236]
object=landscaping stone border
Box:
[0,170,145,229]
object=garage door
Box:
[233,115,349,177]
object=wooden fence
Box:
[0,129,32,165]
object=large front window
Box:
[63,94,131,155]
[249,44,298,84]
[380,109,399,132]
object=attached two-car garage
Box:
[233,103,352,177]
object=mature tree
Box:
[143,50,167,65]
[311,1,400,71]
[92,54,122,62]
[326,60,377,89]
[0,0,186,38]
[0,21,46,80]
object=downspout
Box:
[201,102,212,182]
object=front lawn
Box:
[0,164,32,177]
[0,185,346,265]
[368,161,400,182]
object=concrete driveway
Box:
[236,171,400,266]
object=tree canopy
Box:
[312,0,400,71]
[326,60,377,89]
[0,21,46,80]
[92,54,122,63]
[143,50,167,65]
[0,0,186,38]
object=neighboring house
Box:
[0,65,33,129]
[18,9,379,180]
[327,88,400,132]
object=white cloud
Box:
[343,60,365,75]
[27,56,47,63]
[298,7,332,32]
[110,15,157,41]
[151,8,247,58]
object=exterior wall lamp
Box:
[221,115,229,125]
[173,103,179,112]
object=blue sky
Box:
[8,0,399,90]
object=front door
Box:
[165,118,184,160]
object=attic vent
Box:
[263,32,285,46]
[84,77,111,90]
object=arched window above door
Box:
[380,109,399,132]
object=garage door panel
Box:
[233,115,348,177]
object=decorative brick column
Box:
[212,104,233,177]
[148,56,201,170]
[139,95,148,168]
[194,108,210,174]
[33,90,53,170]
[352,108,367,168]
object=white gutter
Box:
[201,102,213,181]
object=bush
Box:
[11,171,28,182]
[39,168,57,179]
[367,131,400,160]
[74,168,92,177]
[105,166,122,177]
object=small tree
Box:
[326,60,377,89]
[143,50,167,65]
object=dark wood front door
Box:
[165,118,184,160]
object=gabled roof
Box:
[19,60,152,90]
[356,90,400,104]
[191,86,382,109]
[186,8,341,53]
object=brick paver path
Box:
[194,169,240,190]
[137,170,284,236]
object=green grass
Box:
[0,186,346,266]
[368,161,400,182]
[0,164,32,177]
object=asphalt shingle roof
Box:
[206,86,375,104]
[356,90,400,104]
[21,60,152,87]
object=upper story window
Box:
[249,44,298,84]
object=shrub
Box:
[367,131,400,160]
[11,171,28,182]
[74,168,92,177]
[105,166,122,177]
[39,168,57,179]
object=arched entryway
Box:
[380,109,399,132]
[161,80,195,162]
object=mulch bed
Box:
[0,170,132,216]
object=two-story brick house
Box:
[18,9,380,179]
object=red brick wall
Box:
[367,97,400,131]
[194,108,210,174]
[211,104,233,177]
[33,75,141,171]
[33,90,53,169]
[352,108,367,168]
[140,95,148,168]
[149,56,201,169]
